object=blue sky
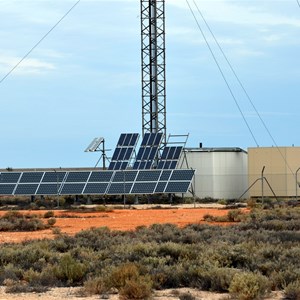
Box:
[0,0,299,168]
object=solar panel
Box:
[154,181,167,193]
[165,181,191,193]
[157,146,183,169]
[159,170,172,181]
[170,169,195,181]
[107,182,133,194]
[66,172,90,182]
[131,182,156,194]
[89,171,113,182]
[83,183,109,194]
[42,171,66,183]
[20,172,44,183]
[133,133,163,170]
[112,170,138,182]
[0,172,21,183]
[85,137,104,152]
[109,133,139,170]
[15,184,39,195]
[0,184,16,195]
[60,183,85,195]
[36,184,61,195]
[136,170,161,181]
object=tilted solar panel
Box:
[165,181,191,193]
[131,182,156,194]
[36,184,61,195]
[15,184,39,195]
[66,172,90,182]
[170,169,195,181]
[60,183,85,195]
[112,170,138,182]
[0,172,21,183]
[107,182,133,194]
[109,133,139,170]
[42,172,66,183]
[136,170,161,181]
[20,172,44,183]
[84,183,109,194]
[89,171,113,182]
[0,184,16,195]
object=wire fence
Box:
[192,173,300,200]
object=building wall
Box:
[181,149,248,199]
[248,147,300,198]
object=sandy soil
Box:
[0,286,284,300]
[0,204,241,243]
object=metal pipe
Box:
[261,166,265,204]
[296,167,300,201]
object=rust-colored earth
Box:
[0,205,244,243]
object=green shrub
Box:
[119,276,152,300]
[107,263,140,290]
[83,276,108,295]
[47,217,56,226]
[229,272,269,300]
[44,211,55,218]
[284,280,300,300]
[0,211,47,231]
[55,254,86,284]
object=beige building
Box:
[248,147,300,198]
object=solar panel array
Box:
[133,132,163,169]
[0,169,194,196]
[108,133,139,170]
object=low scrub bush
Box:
[83,276,108,295]
[284,280,300,300]
[0,211,47,231]
[44,211,54,218]
[229,272,269,300]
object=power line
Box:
[0,0,81,85]
[297,0,300,8]
[192,0,295,175]
[185,0,259,147]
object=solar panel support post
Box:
[53,169,59,208]
[141,0,166,143]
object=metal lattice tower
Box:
[141,0,166,143]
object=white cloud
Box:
[0,55,56,75]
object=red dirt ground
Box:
[0,206,244,243]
